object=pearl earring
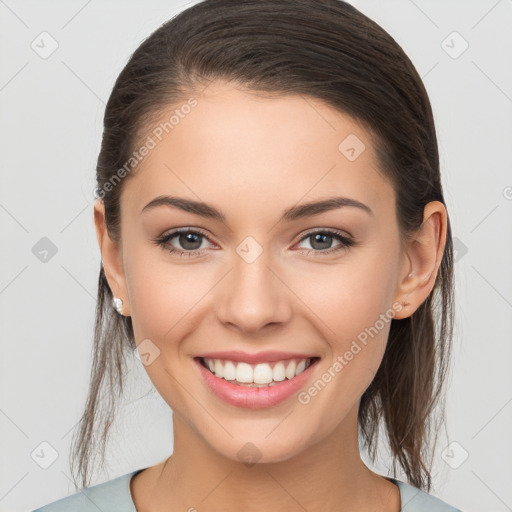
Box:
[112,297,124,315]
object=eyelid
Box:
[292,228,355,256]
[155,227,218,248]
[294,226,353,243]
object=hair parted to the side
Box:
[70,0,454,492]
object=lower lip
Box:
[193,357,320,409]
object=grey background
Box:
[1,1,511,511]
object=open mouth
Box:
[195,356,321,388]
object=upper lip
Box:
[195,350,319,364]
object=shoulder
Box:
[394,479,463,511]
[31,470,142,512]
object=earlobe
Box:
[93,199,130,316]
[392,201,448,319]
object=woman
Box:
[33,0,462,510]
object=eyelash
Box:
[152,228,355,258]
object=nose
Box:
[214,248,292,334]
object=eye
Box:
[294,229,354,256]
[152,228,214,258]
[152,228,355,258]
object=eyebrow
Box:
[141,195,373,222]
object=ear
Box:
[93,198,131,317]
[392,200,448,320]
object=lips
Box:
[193,354,321,409]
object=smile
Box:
[193,356,321,409]
[199,356,318,387]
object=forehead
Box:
[122,82,395,223]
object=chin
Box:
[206,433,310,466]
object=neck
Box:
[133,402,400,512]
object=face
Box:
[96,81,419,464]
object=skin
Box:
[94,81,447,512]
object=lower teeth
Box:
[210,374,283,387]
[230,380,280,387]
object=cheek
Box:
[291,249,397,385]
[127,254,213,343]
[123,250,213,398]
[292,282,393,423]
[297,251,395,331]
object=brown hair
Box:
[70,0,455,492]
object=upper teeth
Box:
[203,357,312,384]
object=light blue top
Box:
[32,468,463,511]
